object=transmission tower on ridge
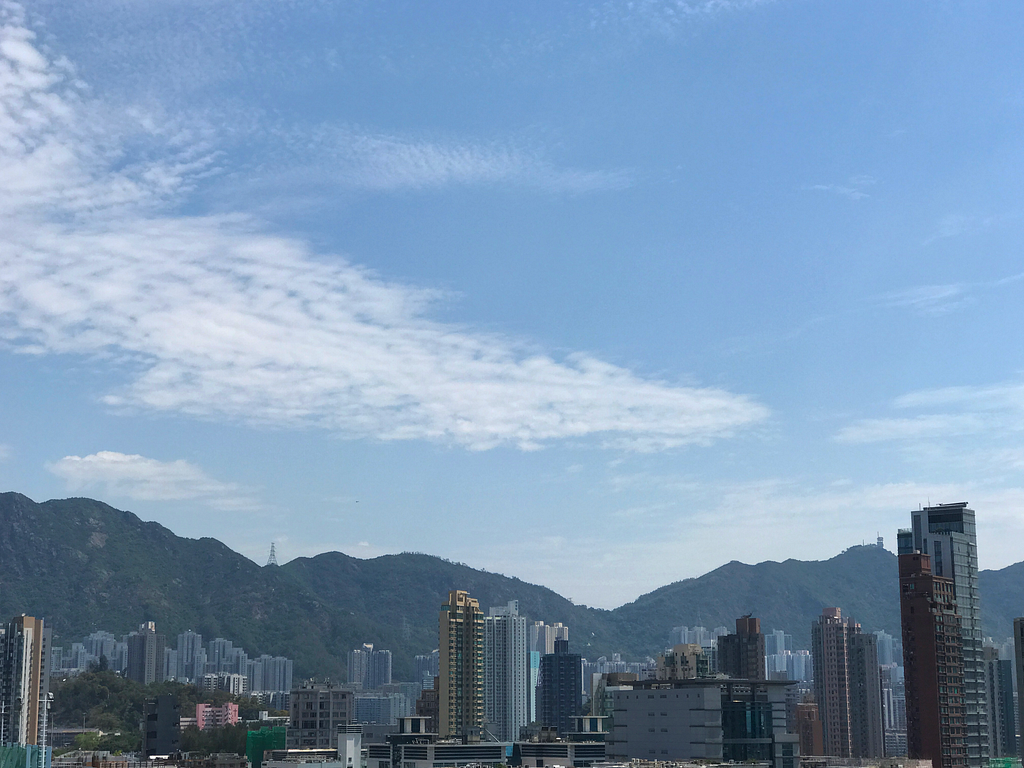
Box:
[266,542,278,566]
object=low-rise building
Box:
[287,682,353,749]
[608,678,798,768]
[196,702,239,730]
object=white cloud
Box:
[47,451,255,510]
[0,7,768,452]
[0,443,10,462]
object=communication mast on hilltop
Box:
[266,542,278,566]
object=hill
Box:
[2,492,1023,679]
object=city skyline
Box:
[1,2,1024,610]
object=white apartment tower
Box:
[484,601,530,742]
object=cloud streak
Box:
[260,127,632,195]
[48,451,255,511]
[0,7,767,452]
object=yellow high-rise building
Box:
[438,590,483,739]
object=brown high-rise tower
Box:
[439,590,484,739]
[899,552,967,768]
[718,616,766,681]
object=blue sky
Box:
[1,0,1022,608]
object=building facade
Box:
[1014,618,1024,762]
[438,590,484,739]
[348,644,393,691]
[901,503,987,768]
[607,678,798,768]
[898,551,967,768]
[538,639,582,736]
[287,681,353,749]
[0,615,52,749]
[196,702,240,729]
[718,616,766,681]
[127,622,166,685]
[810,607,883,758]
[483,600,529,742]
[529,622,568,656]
[142,694,181,758]
[982,647,1016,758]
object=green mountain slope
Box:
[617,545,902,649]
[2,492,1022,680]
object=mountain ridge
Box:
[2,492,1022,679]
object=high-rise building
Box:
[847,633,884,758]
[176,630,205,682]
[0,615,52,750]
[810,608,883,758]
[415,650,439,689]
[348,644,392,690]
[530,622,569,656]
[718,616,766,681]
[898,551,966,768]
[1013,618,1024,761]
[900,503,987,768]
[439,590,484,739]
[127,622,166,685]
[248,654,293,693]
[538,638,582,736]
[765,630,793,657]
[483,600,529,742]
[982,646,1016,758]
[83,631,117,665]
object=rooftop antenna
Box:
[266,542,278,566]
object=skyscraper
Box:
[538,638,582,736]
[439,590,484,739]
[900,503,986,768]
[176,630,205,682]
[898,551,966,768]
[1014,618,1024,762]
[127,622,166,684]
[529,622,568,656]
[0,615,52,750]
[718,616,766,680]
[348,644,393,690]
[483,600,529,742]
[982,646,1016,758]
[810,608,883,758]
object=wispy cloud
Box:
[805,175,876,200]
[0,8,767,452]
[589,0,777,39]
[0,443,10,462]
[878,283,972,316]
[47,451,256,511]
[255,127,632,195]
[877,271,1024,317]
[834,413,988,444]
[835,379,1024,469]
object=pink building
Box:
[195,702,240,730]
